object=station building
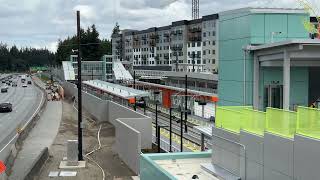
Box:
[139,7,320,180]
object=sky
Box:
[0,0,318,52]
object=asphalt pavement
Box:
[0,75,43,160]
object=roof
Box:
[83,80,150,99]
[246,39,320,51]
[136,80,218,97]
[219,7,306,16]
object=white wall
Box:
[114,119,141,174]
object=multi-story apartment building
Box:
[111,14,219,74]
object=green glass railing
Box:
[296,106,320,139]
[241,109,265,136]
[266,108,297,138]
[216,106,251,133]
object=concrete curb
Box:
[3,77,48,178]
[24,147,49,180]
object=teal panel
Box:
[250,14,265,43]
[219,16,250,41]
[264,14,288,43]
[219,38,251,61]
[287,14,309,38]
[140,152,212,180]
[219,59,244,81]
[218,80,244,105]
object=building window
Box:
[197,42,201,47]
[192,42,195,47]
[203,41,206,46]
[188,43,190,47]
[197,51,201,57]
[203,50,206,55]
[208,50,211,54]
[212,31,216,36]
[197,60,201,64]
[203,32,206,37]
[203,59,206,64]
[208,32,211,36]
[212,59,215,64]
[212,50,215,54]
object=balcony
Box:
[189,27,202,33]
[188,35,202,42]
[150,33,159,40]
[149,40,156,47]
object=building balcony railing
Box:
[188,36,202,42]
[150,34,159,39]
[189,27,202,33]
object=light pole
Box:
[184,74,188,133]
[76,10,83,161]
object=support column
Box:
[283,50,291,110]
[253,54,260,109]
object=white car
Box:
[22,84,27,88]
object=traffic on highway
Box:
[0,74,43,160]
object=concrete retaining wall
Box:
[294,135,320,180]
[116,118,152,149]
[114,119,141,174]
[211,127,244,177]
[24,147,49,180]
[108,101,149,125]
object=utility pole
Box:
[133,71,136,111]
[76,11,83,161]
[185,74,188,133]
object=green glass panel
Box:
[266,108,297,138]
[296,106,320,139]
[241,109,266,136]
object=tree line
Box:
[0,44,55,72]
[0,24,112,72]
[55,24,112,63]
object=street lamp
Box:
[153,90,161,142]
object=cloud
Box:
[0,0,318,53]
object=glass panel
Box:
[266,107,296,138]
[296,106,320,139]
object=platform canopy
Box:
[83,80,150,99]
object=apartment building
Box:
[111,14,219,74]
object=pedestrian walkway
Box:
[9,101,62,180]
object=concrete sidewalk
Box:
[9,101,62,180]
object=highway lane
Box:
[0,76,43,153]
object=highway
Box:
[0,75,44,159]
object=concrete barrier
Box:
[114,119,141,174]
[24,147,49,180]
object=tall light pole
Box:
[76,10,83,161]
[184,75,188,133]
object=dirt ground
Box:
[37,98,135,180]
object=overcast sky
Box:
[0,0,318,52]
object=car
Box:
[1,80,5,83]
[1,87,8,93]
[6,82,10,86]
[12,82,17,87]
[22,84,27,88]
[0,102,12,113]
[27,81,32,85]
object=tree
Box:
[112,22,120,35]
[297,0,320,38]
[55,24,112,63]
[0,43,55,72]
